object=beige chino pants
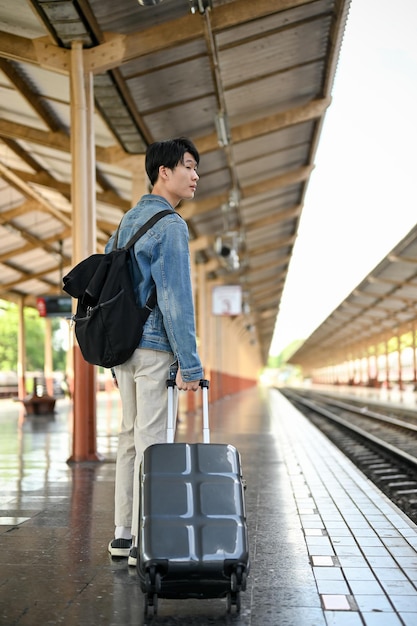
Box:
[113,348,177,541]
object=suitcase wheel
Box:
[144,566,161,593]
[227,565,246,612]
[143,592,158,617]
[226,591,241,613]
[143,566,161,617]
[231,566,247,592]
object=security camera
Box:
[215,237,231,258]
[214,236,240,271]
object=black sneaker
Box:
[128,546,137,567]
[108,538,131,557]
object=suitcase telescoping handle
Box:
[166,367,210,444]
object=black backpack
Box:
[62,210,172,368]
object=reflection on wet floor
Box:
[7,386,416,625]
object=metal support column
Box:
[397,333,403,390]
[17,296,26,399]
[68,41,100,462]
[44,318,53,396]
[413,324,417,388]
[197,263,206,372]
[385,339,390,389]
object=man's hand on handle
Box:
[176,369,200,391]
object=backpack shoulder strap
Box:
[113,209,174,251]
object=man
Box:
[107,137,203,566]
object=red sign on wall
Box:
[36,296,72,318]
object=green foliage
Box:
[0,299,67,373]
[24,307,46,371]
[264,339,305,386]
[53,344,67,372]
[268,338,304,368]
[0,301,20,370]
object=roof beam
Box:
[0,212,69,261]
[0,161,72,227]
[0,228,72,264]
[84,0,309,73]
[245,204,302,231]
[248,280,284,297]
[0,118,122,165]
[181,168,310,221]
[242,166,313,200]
[195,98,330,154]
[0,97,328,165]
[0,262,64,294]
[0,1,311,74]
[9,168,130,211]
[246,263,287,279]
[0,32,70,73]
[0,118,70,152]
[0,58,61,131]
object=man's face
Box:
[165,152,199,202]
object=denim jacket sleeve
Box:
[148,217,203,382]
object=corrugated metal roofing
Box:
[0,0,351,362]
[289,223,417,370]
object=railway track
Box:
[280,387,417,525]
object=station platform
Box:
[1,385,417,625]
[306,382,417,411]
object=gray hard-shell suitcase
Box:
[137,375,249,616]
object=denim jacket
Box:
[105,194,203,382]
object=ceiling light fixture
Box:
[228,188,240,209]
[189,0,212,14]
[215,111,230,147]
[138,0,164,6]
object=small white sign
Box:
[212,285,242,316]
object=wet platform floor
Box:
[1,386,417,625]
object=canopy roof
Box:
[288,223,417,369]
[0,0,350,362]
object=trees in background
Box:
[0,300,67,373]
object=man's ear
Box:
[159,165,169,179]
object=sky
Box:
[269,0,417,356]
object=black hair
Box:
[145,137,200,186]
